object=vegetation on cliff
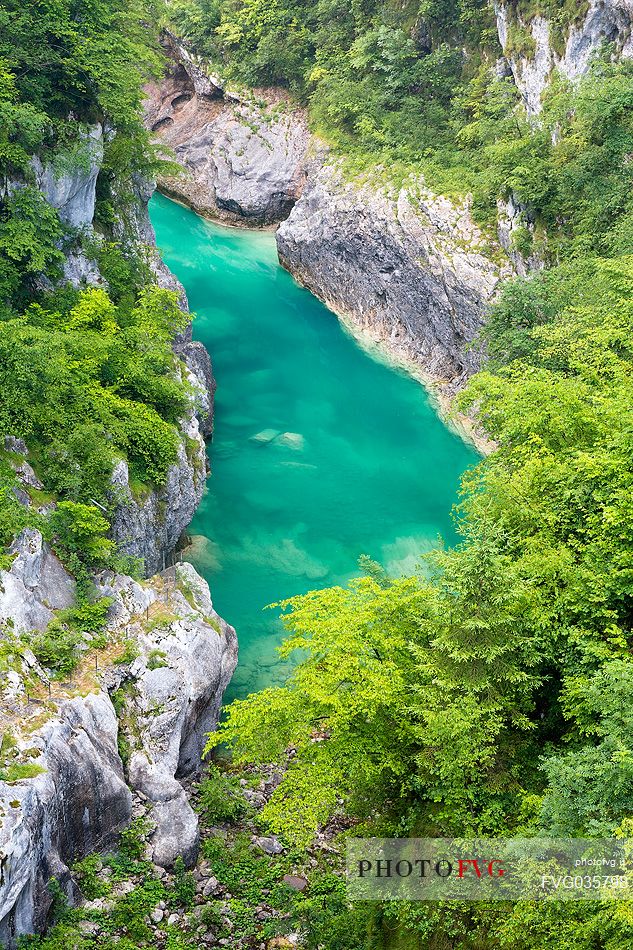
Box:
[0,1,197,692]
[3,0,633,948]
[0,0,193,580]
[158,0,633,946]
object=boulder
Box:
[0,529,75,634]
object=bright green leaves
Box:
[50,501,115,565]
[210,577,427,843]
[212,559,548,842]
[0,187,64,310]
[65,288,119,334]
[0,285,188,503]
[0,0,161,128]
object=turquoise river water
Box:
[150,193,478,702]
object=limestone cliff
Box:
[97,563,237,868]
[143,35,310,226]
[277,165,510,397]
[26,121,216,577]
[495,0,633,113]
[0,558,237,946]
[0,105,236,947]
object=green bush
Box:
[194,764,249,824]
[171,856,196,909]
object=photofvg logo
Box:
[346,839,633,901]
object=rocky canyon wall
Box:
[495,0,633,114]
[0,101,237,945]
[143,34,310,226]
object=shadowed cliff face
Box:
[276,166,510,399]
[143,37,310,226]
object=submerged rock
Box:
[250,429,281,444]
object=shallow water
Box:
[150,193,478,702]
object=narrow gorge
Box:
[1,0,633,947]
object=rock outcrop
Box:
[108,364,209,576]
[143,38,310,226]
[97,563,237,868]
[33,124,104,229]
[495,0,633,113]
[0,694,131,945]
[0,563,237,946]
[23,115,217,578]
[277,165,510,392]
[0,529,76,635]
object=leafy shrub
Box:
[171,856,196,909]
[194,764,248,824]
[28,624,84,678]
[72,855,112,900]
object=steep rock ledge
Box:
[108,369,209,577]
[24,120,217,577]
[0,560,237,946]
[144,46,509,428]
[495,0,633,113]
[0,694,131,946]
[277,165,510,401]
[143,37,310,226]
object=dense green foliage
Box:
[4,0,633,947]
[214,254,633,945]
[0,0,165,310]
[0,0,192,673]
[177,2,633,946]
[0,286,189,501]
[0,0,192,582]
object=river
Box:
[150,193,478,702]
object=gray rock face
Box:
[0,562,236,943]
[143,41,310,226]
[0,529,76,634]
[101,166,216,572]
[0,694,131,945]
[495,0,633,113]
[108,390,207,576]
[32,125,104,228]
[277,165,509,390]
[97,563,238,868]
[179,341,216,439]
